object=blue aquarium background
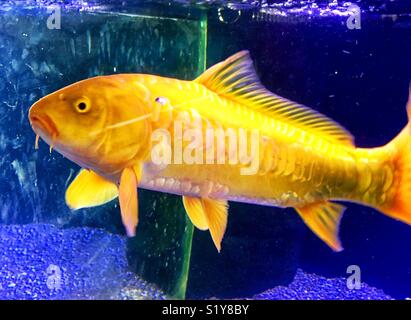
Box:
[0,0,410,300]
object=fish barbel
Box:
[29,51,411,252]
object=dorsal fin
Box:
[195,51,354,147]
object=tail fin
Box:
[378,87,411,225]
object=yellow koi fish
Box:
[29,51,411,252]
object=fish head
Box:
[29,75,152,173]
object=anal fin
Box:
[295,201,345,252]
[182,196,228,252]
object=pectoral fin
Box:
[119,167,139,237]
[65,169,118,210]
[296,201,346,252]
[182,196,228,252]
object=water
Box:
[0,0,410,300]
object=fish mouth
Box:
[29,112,59,152]
[29,114,59,138]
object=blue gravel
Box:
[252,269,392,300]
[0,223,392,300]
[0,224,166,300]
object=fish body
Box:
[29,51,411,252]
[126,75,378,208]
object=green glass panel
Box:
[124,10,207,300]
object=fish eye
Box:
[74,98,91,114]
